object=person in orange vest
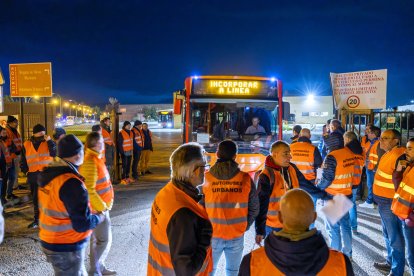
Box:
[38,134,105,275]
[20,124,56,229]
[317,132,354,258]
[101,117,115,174]
[131,120,144,180]
[255,141,326,244]
[80,132,116,276]
[290,128,322,184]
[359,126,381,209]
[117,121,134,184]
[201,140,259,276]
[391,137,414,275]
[239,189,354,276]
[343,131,364,235]
[139,123,153,175]
[371,129,407,275]
[147,143,213,275]
[0,127,12,206]
[4,115,22,201]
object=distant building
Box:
[397,104,414,111]
[284,95,334,124]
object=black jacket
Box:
[166,179,212,275]
[38,158,100,252]
[239,231,354,276]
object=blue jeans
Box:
[365,169,375,204]
[403,222,414,275]
[349,189,358,230]
[325,212,352,257]
[378,201,405,276]
[265,226,282,237]
[42,247,87,276]
[211,236,244,276]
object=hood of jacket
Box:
[265,155,282,171]
[346,139,363,155]
[209,159,240,180]
[297,136,312,144]
[38,157,84,188]
[264,230,330,275]
[324,132,344,152]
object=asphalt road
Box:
[0,130,411,275]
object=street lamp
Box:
[52,93,62,115]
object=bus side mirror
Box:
[174,98,182,115]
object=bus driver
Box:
[245,117,266,135]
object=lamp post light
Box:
[52,93,62,115]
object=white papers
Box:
[320,194,353,225]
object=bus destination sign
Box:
[191,78,277,99]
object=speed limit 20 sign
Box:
[346,95,360,109]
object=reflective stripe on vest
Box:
[250,246,347,275]
[121,129,133,152]
[132,127,144,148]
[373,147,406,199]
[38,172,92,244]
[325,148,354,196]
[203,171,251,239]
[391,166,414,219]
[102,128,113,146]
[24,140,53,172]
[147,182,212,276]
[290,142,316,181]
[261,165,299,228]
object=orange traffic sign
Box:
[9,62,53,97]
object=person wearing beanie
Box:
[131,120,144,180]
[91,124,101,133]
[38,134,104,275]
[316,130,354,260]
[52,127,66,144]
[118,121,133,184]
[20,124,56,228]
[201,140,259,275]
[4,115,22,203]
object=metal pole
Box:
[19,98,25,141]
[43,97,48,132]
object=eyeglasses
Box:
[194,164,210,172]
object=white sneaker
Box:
[359,202,375,209]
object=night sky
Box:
[1,1,413,107]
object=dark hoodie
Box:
[38,158,100,252]
[202,159,259,229]
[20,136,56,174]
[239,230,354,276]
[255,156,327,236]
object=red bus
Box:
[174,75,284,173]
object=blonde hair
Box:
[170,143,205,182]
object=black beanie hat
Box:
[7,115,18,123]
[33,124,46,134]
[123,121,131,128]
[53,128,66,140]
[134,120,142,126]
[91,124,101,132]
[58,134,83,158]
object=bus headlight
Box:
[167,123,172,127]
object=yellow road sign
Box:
[9,62,52,97]
[0,67,4,85]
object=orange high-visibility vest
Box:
[147,182,212,276]
[84,150,114,209]
[132,127,144,148]
[261,165,299,229]
[391,165,414,219]
[38,173,92,244]
[0,140,12,164]
[361,136,370,156]
[373,147,406,199]
[23,140,53,173]
[6,126,22,158]
[102,128,113,146]
[325,148,355,196]
[203,171,251,240]
[250,246,347,275]
[367,141,381,170]
[120,129,133,152]
[353,152,365,187]
[290,142,317,181]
